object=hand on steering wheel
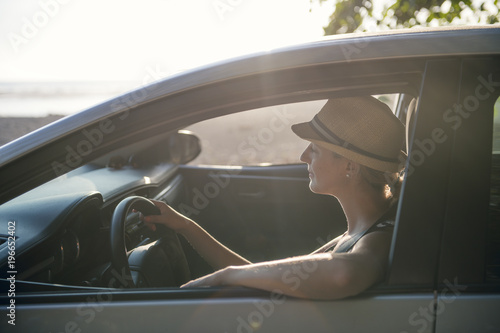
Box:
[107,196,190,288]
[141,199,192,233]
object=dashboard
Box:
[0,163,185,288]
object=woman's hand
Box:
[181,266,236,288]
[141,199,192,233]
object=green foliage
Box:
[322,0,373,34]
[314,0,500,35]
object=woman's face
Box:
[300,143,348,195]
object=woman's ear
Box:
[346,160,360,175]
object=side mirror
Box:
[168,130,201,164]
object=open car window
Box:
[185,95,400,166]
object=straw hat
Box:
[292,96,406,173]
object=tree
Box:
[313,0,500,35]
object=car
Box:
[1,25,500,332]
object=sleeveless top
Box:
[322,204,397,254]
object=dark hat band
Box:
[311,115,399,164]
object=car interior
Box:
[0,91,418,291]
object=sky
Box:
[0,0,335,83]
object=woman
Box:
[143,96,406,300]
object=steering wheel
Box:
[107,196,190,288]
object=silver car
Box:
[1,25,500,332]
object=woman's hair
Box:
[359,165,403,205]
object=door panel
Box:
[435,295,500,333]
[2,290,434,333]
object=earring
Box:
[346,173,351,178]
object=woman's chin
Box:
[309,182,319,193]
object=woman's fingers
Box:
[143,214,163,223]
[181,276,211,288]
[149,199,167,211]
[181,267,231,288]
[143,219,157,231]
[139,199,191,232]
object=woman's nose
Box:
[300,144,311,163]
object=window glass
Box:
[488,96,500,283]
[186,95,398,166]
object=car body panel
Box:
[1,290,434,333]
[435,294,500,332]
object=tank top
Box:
[324,205,396,253]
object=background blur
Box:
[0,0,333,117]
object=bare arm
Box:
[143,200,251,270]
[182,231,392,300]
